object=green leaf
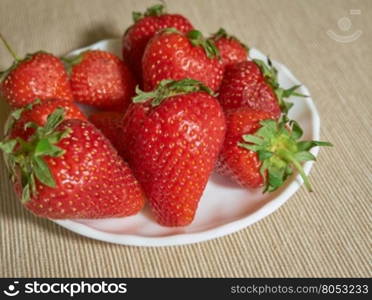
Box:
[205,39,220,58]
[3,99,42,134]
[10,107,24,120]
[0,139,17,154]
[145,4,165,17]
[238,142,261,152]
[242,134,264,145]
[282,85,306,98]
[253,59,275,80]
[260,159,270,178]
[4,107,23,134]
[29,173,37,195]
[280,100,294,114]
[258,150,273,160]
[256,119,277,138]
[290,120,303,140]
[132,4,165,22]
[21,183,31,203]
[34,139,65,157]
[44,108,65,133]
[285,165,293,176]
[27,98,41,108]
[132,86,157,103]
[294,151,316,162]
[133,79,215,107]
[187,30,220,59]
[132,11,142,22]
[32,156,56,188]
[297,140,333,151]
[47,129,71,144]
[24,121,38,130]
[266,166,284,192]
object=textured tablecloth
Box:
[0,0,370,278]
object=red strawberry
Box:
[89,111,124,152]
[122,4,193,80]
[217,107,332,192]
[66,50,136,111]
[122,79,226,226]
[211,28,248,68]
[0,108,145,218]
[218,59,305,117]
[217,108,276,188]
[7,98,86,140]
[0,34,73,108]
[142,29,223,92]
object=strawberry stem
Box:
[278,149,313,192]
[0,33,20,61]
[239,119,332,193]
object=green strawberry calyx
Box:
[133,78,215,107]
[3,99,42,136]
[238,119,332,193]
[0,33,56,84]
[212,28,249,51]
[133,4,166,22]
[0,108,71,203]
[0,44,49,83]
[61,51,85,74]
[253,58,307,115]
[187,30,220,59]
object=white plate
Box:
[54,39,321,247]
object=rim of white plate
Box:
[54,39,321,247]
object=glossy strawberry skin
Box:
[142,31,224,92]
[69,50,136,111]
[218,61,281,117]
[22,119,145,219]
[89,111,124,153]
[1,52,73,108]
[122,14,193,80]
[214,37,247,68]
[123,92,226,226]
[216,107,276,188]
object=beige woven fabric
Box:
[0,0,370,278]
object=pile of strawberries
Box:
[0,4,331,227]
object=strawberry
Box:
[211,28,248,68]
[66,50,136,111]
[122,79,226,226]
[0,108,145,218]
[142,29,223,92]
[89,111,124,152]
[217,107,332,192]
[7,98,86,140]
[122,4,194,80]
[0,34,73,108]
[218,59,305,117]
